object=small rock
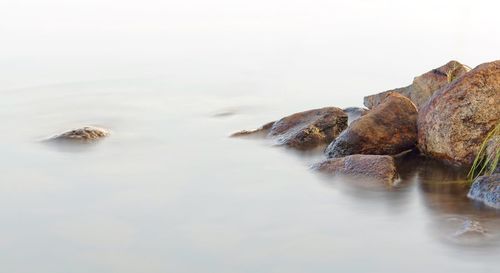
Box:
[453,219,488,238]
[326,93,418,158]
[364,60,470,109]
[313,154,398,184]
[50,126,109,142]
[417,60,500,166]
[468,174,500,209]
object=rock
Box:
[50,126,109,142]
[468,174,500,209]
[485,135,500,174]
[343,107,368,125]
[232,107,348,150]
[417,60,500,166]
[326,93,418,158]
[364,61,470,109]
[313,154,398,184]
[453,219,488,238]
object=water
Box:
[1,0,500,272]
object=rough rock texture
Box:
[468,174,500,209]
[364,61,470,109]
[313,154,398,184]
[232,107,348,150]
[417,60,500,166]
[326,93,418,158]
[343,107,368,125]
[50,126,109,141]
[486,135,500,174]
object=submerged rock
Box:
[417,60,500,166]
[364,60,470,109]
[468,174,500,209]
[326,93,418,158]
[232,107,348,150]
[453,219,488,238]
[313,154,398,184]
[49,126,110,142]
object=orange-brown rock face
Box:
[417,60,500,166]
[364,60,470,109]
[314,154,398,184]
[326,93,418,158]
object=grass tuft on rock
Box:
[467,123,500,182]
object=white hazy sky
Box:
[0,0,499,92]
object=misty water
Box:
[1,0,500,272]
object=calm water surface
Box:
[1,0,500,272]
[0,80,499,273]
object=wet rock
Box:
[343,107,368,125]
[313,154,398,184]
[326,93,418,158]
[49,126,109,142]
[417,60,500,166]
[232,107,348,150]
[364,61,470,109]
[468,174,500,209]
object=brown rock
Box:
[313,154,398,184]
[50,126,109,142]
[417,60,500,166]
[232,107,348,150]
[364,60,470,109]
[326,93,418,158]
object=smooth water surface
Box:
[1,0,499,272]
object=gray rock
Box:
[468,174,500,209]
[343,107,368,125]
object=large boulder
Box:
[49,126,109,142]
[417,60,500,166]
[232,107,348,150]
[326,93,418,158]
[313,154,398,184]
[468,174,500,209]
[364,61,470,109]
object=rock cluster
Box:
[417,60,500,166]
[364,60,470,109]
